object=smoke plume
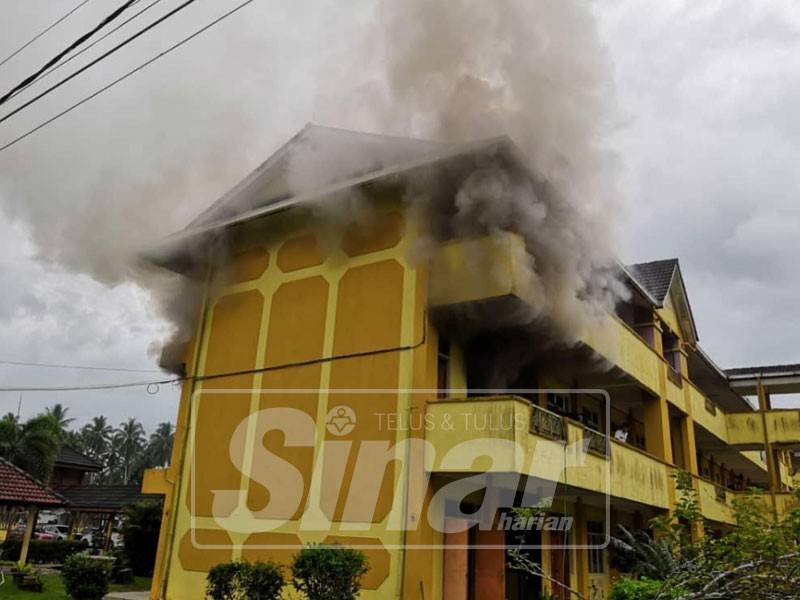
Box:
[0,0,622,365]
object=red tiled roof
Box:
[0,457,65,507]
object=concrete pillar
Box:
[19,507,37,565]
[643,391,673,463]
[573,501,589,599]
[758,382,781,518]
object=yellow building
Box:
[143,125,800,600]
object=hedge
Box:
[0,539,89,563]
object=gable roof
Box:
[626,259,679,304]
[186,124,445,230]
[626,258,699,342]
[55,445,102,472]
[150,129,515,270]
[0,456,65,507]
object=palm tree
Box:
[81,416,113,460]
[115,418,146,484]
[0,412,60,481]
[45,403,74,440]
[145,422,174,468]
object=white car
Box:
[40,524,70,540]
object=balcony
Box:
[424,396,672,510]
[727,410,800,447]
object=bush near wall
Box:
[0,539,88,563]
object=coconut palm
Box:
[81,415,113,460]
[115,418,146,484]
[146,422,174,468]
[45,403,74,439]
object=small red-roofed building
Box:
[0,456,65,564]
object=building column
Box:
[758,382,781,518]
[643,392,673,463]
[18,507,37,565]
[573,501,589,599]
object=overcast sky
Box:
[0,0,798,430]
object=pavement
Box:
[104,593,150,600]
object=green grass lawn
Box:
[0,573,151,598]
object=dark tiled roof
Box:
[55,446,102,472]
[626,259,679,305]
[0,457,65,507]
[727,364,800,378]
[60,485,161,512]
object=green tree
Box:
[120,500,163,576]
[114,418,145,484]
[0,412,60,481]
[45,403,74,439]
[145,421,174,468]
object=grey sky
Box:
[0,0,797,429]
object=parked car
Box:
[40,524,70,540]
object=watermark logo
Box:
[188,388,611,551]
[326,405,356,436]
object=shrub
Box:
[0,539,88,563]
[608,578,663,600]
[291,544,368,600]
[240,561,284,599]
[61,554,110,600]
[206,560,283,600]
[121,499,163,576]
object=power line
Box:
[0,0,142,107]
[0,0,93,69]
[4,0,166,106]
[0,358,162,373]
[0,0,259,153]
[0,311,427,392]
[0,376,183,393]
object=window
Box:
[587,521,606,573]
[548,393,570,414]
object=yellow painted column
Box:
[573,501,589,599]
[758,381,780,519]
[18,507,37,565]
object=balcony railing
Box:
[715,484,726,502]
[530,405,566,441]
[584,427,609,458]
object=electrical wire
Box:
[0,0,93,69]
[0,0,195,117]
[3,0,166,105]
[0,376,182,392]
[0,358,162,373]
[0,306,427,392]
[0,0,141,107]
[0,0,259,153]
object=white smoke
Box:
[295,0,626,340]
[0,0,624,361]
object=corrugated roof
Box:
[54,445,102,472]
[625,258,679,305]
[60,485,162,512]
[727,363,800,378]
[187,124,445,230]
[0,457,65,507]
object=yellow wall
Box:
[157,199,439,599]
